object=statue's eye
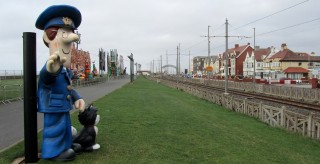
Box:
[62,32,68,38]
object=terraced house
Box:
[195,43,320,80]
[243,46,274,78]
[219,43,254,77]
[264,43,320,80]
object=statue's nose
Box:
[63,33,79,43]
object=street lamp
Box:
[127,53,134,82]
[75,30,81,50]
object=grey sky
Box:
[0,0,319,72]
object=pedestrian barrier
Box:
[0,84,23,104]
[0,77,107,104]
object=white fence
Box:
[169,77,320,104]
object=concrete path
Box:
[0,77,130,152]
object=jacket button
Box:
[67,95,71,100]
[67,85,72,90]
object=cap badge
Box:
[62,17,72,26]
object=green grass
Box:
[0,79,23,101]
[1,76,320,163]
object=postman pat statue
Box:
[35,5,86,161]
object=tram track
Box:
[164,77,320,113]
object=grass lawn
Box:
[1,76,320,163]
[0,79,23,101]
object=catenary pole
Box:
[189,50,191,74]
[225,19,229,94]
[253,27,256,83]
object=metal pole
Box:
[189,51,191,74]
[176,46,178,76]
[131,54,134,82]
[253,28,256,83]
[166,50,168,74]
[160,55,162,74]
[176,46,179,83]
[178,43,181,75]
[23,32,38,163]
[128,53,134,82]
[225,19,229,94]
[208,25,211,66]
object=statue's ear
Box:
[43,32,51,45]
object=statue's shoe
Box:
[72,143,83,154]
[51,148,75,162]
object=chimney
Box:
[271,46,276,53]
[235,44,239,48]
[281,43,287,51]
[310,52,316,56]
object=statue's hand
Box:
[75,99,85,112]
[46,51,67,73]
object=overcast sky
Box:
[0,0,319,73]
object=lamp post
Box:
[127,53,134,82]
[75,31,81,50]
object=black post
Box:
[23,32,38,163]
[127,53,134,82]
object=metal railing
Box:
[0,70,26,80]
[0,76,108,104]
[0,84,24,104]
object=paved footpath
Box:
[0,77,130,152]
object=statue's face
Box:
[48,28,79,68]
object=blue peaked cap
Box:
[35,5,81,30]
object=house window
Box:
[298,62,302,66]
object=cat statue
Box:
[72,104,100,152]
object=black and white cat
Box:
[72,104,100,152]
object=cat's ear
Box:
[89,104,93,109]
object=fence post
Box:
[280,106,286,127]
[307,112,314,138]
[259,101,263,120]
[243,98,247,114]
[19,84,23,100]
[4,85,7,103]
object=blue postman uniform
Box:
[38,64,82,159]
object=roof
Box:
[221,44,252,59]
[269,49,295,59]
[269,48,313,61]
[253,48,271,61]
[283,67,309,73]
[282,52,311,61]
[309,56,320,62]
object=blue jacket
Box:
[38,64,82,113]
